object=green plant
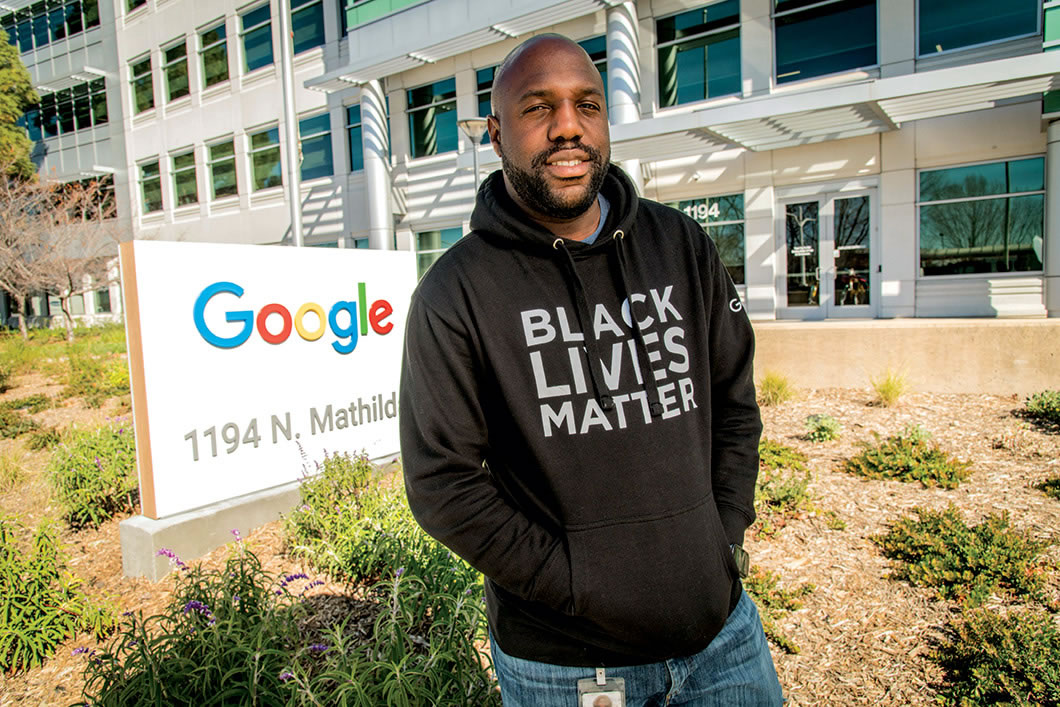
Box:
[0,452,25,491]
[757,371,795,406]
[1036,476,1060,501]
[0,407,38,438]
[25,425,62,450]
[63,351,130,408]
[48,424,138,529]
[933,607,1060,706]
[804,414,841,442]
[0,517,114,674]
[0,362,12,393]
[844,424,972,489]
[0,393,52,414]
[870,368,908,407]
[758,437,807,472]
[743,566,813,654]
[873,505,1051,607]
[1024,390,1060,427]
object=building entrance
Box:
[777,190,876,319]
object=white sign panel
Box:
[121,241,417,519]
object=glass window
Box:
[16,13,32,53]
[57,90,74,132]
[82,0,99,29]
[31,6,48,48]
[21,107,42,142]
[249,126,282,190]
[73,82,91,130]
[346,104,363,172]
[918,157,1045,276]
[95,288,111,313]
[578,35,608,96]
[90,78,107,125]
[163,40,189,101]
[415,227,462,278]
[291,0,324,54]
[665,194,745,283]
[352,237,368,249]
[474,66,496,144]
[208,140,238,198]
[199,22,229,88]
[172,150,198,206]
[407,77,457,158]
[127,0,146,12]
[657,1,741,108]
[299,113,333,180]
[49,4,67,42]
[241,4,273,73]
[918,0,1039,56]
[774,0,877,84]
[342,0,422,33]
[130,55,154,113]
[2,0,98,53]
[140,160,162,213]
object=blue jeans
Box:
[490,590,783,706]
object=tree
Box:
[0,29,39,180]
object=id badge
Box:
[577,669,626,707]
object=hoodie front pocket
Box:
[566,498,735,655]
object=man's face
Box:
[488,39,611,222]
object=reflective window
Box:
[342,0,422,33]
[130,55,154,113]
[657,1,740,107]
[475,66,496,144]
[241,4,273,73]
[407,77,457,158]
[208,140,238,198]
[249,126,282,190]
[416,227,462,277]
[346,104,363,172]
[919,0,1040,56]
[1,0,99,54]
[127,0,146,12]
[172,150,198,207]
[578,35,608,97]
[200,22,229,88]
[291,0,325,54]
[352,237,369,249]
[774,0,877,84]
[665,194,745,283]
[140,160,162,213]
[299,113,333,181]
[96,288,111,313]
[164,40,189,102]
[23,78,107,138]
[918,157,1045,276]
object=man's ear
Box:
[487,114,502,159]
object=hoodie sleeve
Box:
[703,237,763,548]
[399,293,572,613]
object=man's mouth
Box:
[544,151,592,179]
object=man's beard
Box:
[502,141,609,220]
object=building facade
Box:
[7,0,1060,321]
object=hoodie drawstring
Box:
[553,232,664,417]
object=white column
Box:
[361,80,393,250]
[1047,121,1060,317]
[606,1,643,193]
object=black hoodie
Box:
[400,164,762,666]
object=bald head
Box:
[490,34,604,121]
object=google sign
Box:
[121,240,417,519]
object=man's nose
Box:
[547,100,584,143]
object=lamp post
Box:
[457,117,488,190]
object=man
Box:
[400,34,782,706]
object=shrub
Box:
[844,424,971,489]
[0,362,12,393]
[804,413,841,442]
[757,371,794,406]
[759,437,807,473]
[0,517,114,674]
[0,393,52,414]
[873,505,1051,607]
[743,566,813,655]
[48,425,138,529]
[933,607,1060,706]
[26,425,62,450]
[0,452,25,491]
[63,352,131,408]
[0,408,38,438]
[1036,476,1060,501]
[1024,390,1060,427]
[870,368,908,407]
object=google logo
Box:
[193,281,393,354]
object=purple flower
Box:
[156,548,187,569]
[118,428,124,434]
[183,600,216,625]
[278,572,309,591]
[231,528,242,542]
[308,643,329,654]
[72,647,89,655]
[279,670,294,682]
[395,567,405,578]
[233,595,240,603]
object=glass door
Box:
[779,190,875,319]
